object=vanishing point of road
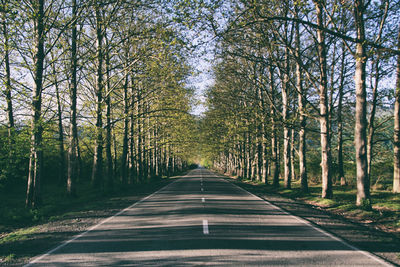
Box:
[25,168,392,266]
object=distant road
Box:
[26,168,392,266]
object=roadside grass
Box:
[0,227,38,245]
[236,177,400,236]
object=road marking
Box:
[201,188,204,192]
[221,175,394,267]
[202,197,205,203]
[24,176,184,267]
[203,220,209,234]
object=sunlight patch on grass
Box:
[0,227,38,245]
[313,198,336,207]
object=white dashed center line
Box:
[203,220,209,234]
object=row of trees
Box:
[201,0,400,208]
[0,0,197,208]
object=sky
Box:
[189,57,214,116]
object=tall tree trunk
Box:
[296,14,308,192]
[290,128,296,182]
[393,25,400,193]
[314,0,332,199]
[2,14,14,143]
[354,0,370,207]
[121,73,129,185]
[2,10,15,178]
[105,43,113,191]
[270,66,280,187]
[129,93,136,184]
[282,36,291,189]
[67,0,78,196]
[53,64,65,185]
[338,42,347,186]
[137,87,143,181]
[367,54,380,180]
[153,128,158,177]
[91,4,104,189]
[246,131,252,180]
[257,126,263,182]
[26,0,45,208]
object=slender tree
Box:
[314,0,332,199]
[353,0,370,207]
[67,0,79,196]
[393,25,400,193]
[26,0,46,208]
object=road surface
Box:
[26,168,392,266]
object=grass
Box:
[0,227,38,245]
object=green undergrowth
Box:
[234,176,400,235]
[0,227,38,245]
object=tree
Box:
[26,0,46,208]
[67,0,79,196]
[353,0,370,207]
[394,25,400,193]
[91,1,104,189]
[314,0,332,199]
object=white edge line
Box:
[220,177,394,267]
[24,177,183,267]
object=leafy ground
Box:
[223,174,400,266]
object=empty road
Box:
[26,168,391,266]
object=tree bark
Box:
[338,42,347,186]
[354,0,370,207]
[91,4,104,189]
[129,76,136,184]
[367,54,380,180]
[282,37,291,189]
[53,63,65,185]
[296,14,308,192]
[314,0,332,199]
[26,0,45,208]
[2,13,14,141]
[270,65,280,187]
[393,25,400,193]
[137,87,143,181]
[67,0,78,197]
[121,73,129,185]
[105,42,113,191]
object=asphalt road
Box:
[26,168,392,266]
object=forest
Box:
[0,0,200,232]
[0,0,400,255]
